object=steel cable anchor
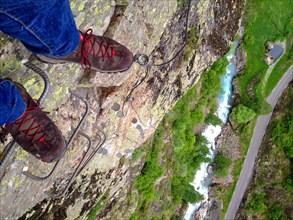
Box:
[133,53,150,66]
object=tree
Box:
[182,184,203,203]
[214,154,232,177]
[205,113,222,126]
[231,104,256,124]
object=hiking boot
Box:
[4,82,66,163]
[37,29,133,73]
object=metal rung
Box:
[0,62,107,199]
[44,129,106,199]
[59,171,71,180]
[44,131,92,198]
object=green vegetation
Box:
[213,155,232,178]
[246,191,267,212]
[129,57,228,219]
[241,86,293,220]
[267,206,286,220]
[177,0,189,7]
[230,104,256,124]
[171,215,183,220]
[265,38,293,96]
[183,25,198,61]
[87,192,109,220]
[131,148,143,161]
[183,185,204,203]
[134,127,164,202]
[217,1,292,218]
[238,0,293,111]
[204,113,222,126]
[271,114,293,158]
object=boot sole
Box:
[36,54,66,64]
[36,54,133,73]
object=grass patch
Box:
[265,39,293,96]
[87,192,109,220]
[237,0,293,111]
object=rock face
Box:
[0,0,244,219]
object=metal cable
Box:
[22,161,60,181]
[23,61,50,105]
[44,131,93,199]
[134,0,192,67]
[0,142,17,177]
[125,0,192,114]
[151,0,191,67]
[121,67,149,116]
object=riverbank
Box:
[184,40,240,220]
[203,40,245,220]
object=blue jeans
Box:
[0,0,80,126]
[0,79,26,126]
[0,0,80,57]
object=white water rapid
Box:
[184,40,239,220]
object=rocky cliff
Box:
[0,0,244,219]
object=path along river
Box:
[184,40,239,220]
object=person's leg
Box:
[0,0,133,73]
[1,79,66,162]
[0,79,26,126]
[0,0,80,57]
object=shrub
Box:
[182,184,204,203]
[214,155,232,178]
[231,104,256,124]
[247,191,267,212]
[171,215,183,220]
[205,113,223,126]
[267,206,286,220]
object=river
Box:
[184,40,239,220]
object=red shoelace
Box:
[6,100,47,144]
[79,29,116,70]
